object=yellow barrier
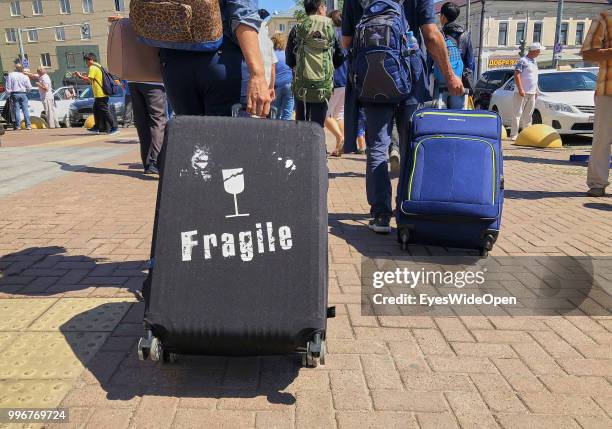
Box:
[514,124,562,148]
[20,116,47,129]
[84,115,96,129]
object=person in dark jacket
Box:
[285,0,345,127]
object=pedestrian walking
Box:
[72,53,119,135]
[5,64,32,130]
[342,0,463,233]
[271,33,294,120]
[26,67,59,128]
[286,0,345,127]
[582,8,612,197]
[327,9,348,157]
[433,1,475,109]
[509,43,543,140]
[147,1,270,117]
[128,82,167,175]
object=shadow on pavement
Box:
[505,189,587,199]
[584,202,612,211]
[0,246,299,404]
[504,155,587,166]
[50,161,157,181]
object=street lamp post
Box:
[552,0,564,69]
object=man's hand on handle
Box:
[246,74,272,118]
[446,74,464,97]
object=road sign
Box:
[554,43,562,54]
[22,57,29,69]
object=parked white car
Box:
[0,88,74,127]
[489,70,597,135]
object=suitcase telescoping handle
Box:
[231,103,278,119]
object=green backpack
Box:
[293,15,335,103]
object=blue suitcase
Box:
[396,109,504,257]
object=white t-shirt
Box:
[514,56,539,94]
[259,24,278,87]
[39,74,53,99]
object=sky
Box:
[260,0,295,14]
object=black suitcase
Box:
[139,116,331,367]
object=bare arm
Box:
[582,48,612,63]
[514,70,525,96]
[235,24,271,117]
[421,24,463,96]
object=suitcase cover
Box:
[144,116,328,355]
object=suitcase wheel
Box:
[302,332,326,368]
[480,234,495,258]
[138,330,178,364]
[398,229,410,251]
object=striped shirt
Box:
[582,9,612,96]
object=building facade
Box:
[435,0,609,74]
[1,0,128,87]
[268,6,298,36]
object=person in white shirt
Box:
[510,43,543,140]
[5,63,32,130]
[26,67,59,128]
[258,14,278,99]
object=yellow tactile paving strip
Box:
[0,300,58,331]
[27,299,131,332]
[0,379,73,408]
[0,332,109,379]
[0,297,133,418]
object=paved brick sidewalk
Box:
[0,134,610,429]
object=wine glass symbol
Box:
[222,168,250,218]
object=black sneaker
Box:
[145,163,159,175]
[368,215,391,234]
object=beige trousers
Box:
[42,96,59,128]
[510,92,536,138]
[587,95,612,189]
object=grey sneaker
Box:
[389,148,400,173]
[587,188,605,197]
[368,215,392,234]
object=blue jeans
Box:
[364,103,418,217]
[273,83,294,120]
[12,93,30,128]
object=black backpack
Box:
[92,64,120,96]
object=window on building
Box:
[5,28,18,43]
[82,0,93,13]
[279,23,286,32]
[66,52,76,68]
[114,0,124,11]
[27,28,38,42]
[516,22,526,45]
[498,22,508,46]
[533,22,542,43]
[55,26,65,41]
[576,22,585,45]
[32,0,43,15]
[560,22,568,45]
[59,0,71,14]
[81,23,91,40]
[40,53,51,67]
[10,0,21,16]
